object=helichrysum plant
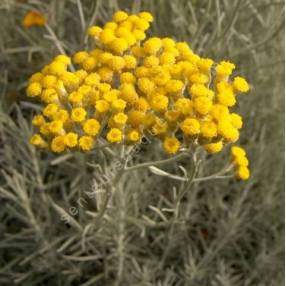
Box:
[27,10,250,184]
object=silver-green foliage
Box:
[0,0,284,285]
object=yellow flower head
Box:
[174,98,192,115]
[54,110,69,122]
[71,107,87,122]
[84,72,100,85]
[41,88,58,103]
[135,97,149,111]
[88,26,102,37]
[138,12,154,22]
[204,141,223,154]
[218,120,239,142]
[190,84,214,99]
[137,77,155,94]
[119,83,139,103]
[144,56,159,67]
[49,120,63,134]
[193,97,213,115]
[200,121,217,138]
[127,129,141,142]
[120,72,136,84]
[49,61,66,76]
[159,52,176,65]
[113,112,128,127]
[113,11,129,23]
[198,58,214,73]
[60,72,80,90]
[233,76,250,93]
[96,100,110,113]
[54,55,71,65]
[143,37,162,55]
[29,72,43,84]
[165,80,184,94]
[231,146,246,158]
[234,155,249,167]
[112,99,127,111]
[163,137,181,154]
[134,18,150,31]
[151,94,169,112]
[30,134,47,148]
[23,11,47,28]
[217,90,236,107]
[110,38,129,54]
[51,136,66,153]
[65,132,78,148]
[127,110,145,127]
[68,91,83,105]
[189,73,209,84]
[73,51,89,64]
[123,55,137,69]
[230,113,243,129]
[40,123,51,136]
[41,75,57,89]
[107,128,122,143]
[162,38,175,49]
[27,82,42,97]
[43,103,59,118]
[180,118,200,135]
[79,136,94,151]
[83,119,101,136]
[99,29,116,45]
[236,166,250,180]
[97,67,113,82]
[216,61,235,78]
[103,89,119,102]
[82,57,97,71]
[32,115,45,127]
[105,22,118,31]
[108,56,125,71]
[211,104,230,122]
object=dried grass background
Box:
[0,0,284,285]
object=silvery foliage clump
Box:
[0,0,283,285]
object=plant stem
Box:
[157,150,195,269]
[124,151,189,172]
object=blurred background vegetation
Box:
[0,0,284,285]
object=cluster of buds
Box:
[231,146,250,180]
[27,10,250,179]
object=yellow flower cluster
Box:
[231,146,250,180]
[27,10,250,179]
